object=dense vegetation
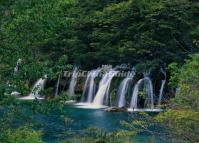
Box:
[157,54,199,143]
[0,0,199,143]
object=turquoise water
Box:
[1,104,167,142]
[34,106,130,141]
[31,105,167,142]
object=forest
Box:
[0,0,199,143]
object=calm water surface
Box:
[0,105,167,143]
[32,105,167,143]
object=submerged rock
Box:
[105,107,127,112]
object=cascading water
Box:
[29,75,47,98]
[11,59,23,97]
[144,76,154,109]
[14,58,22,74]
[55,74,61,97]
[92,70,119,106]
[81,73,91,102]
[67,67,78,96]
[130,73,154,109]
[81,69,101,103]
[157,80,166,106]
[117,72,135,108]
[130,79,144,109]
[158,68,166,106]
[19,75,47,100]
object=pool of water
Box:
[30,105,166,142]
[34,105,128,141]
[1,104,167,143]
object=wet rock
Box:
[11,91,21,97]
[105,107,127,112]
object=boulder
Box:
[105,107,127,112]
[11,91,21,97]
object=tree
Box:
[157,54,199,143]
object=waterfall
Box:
[55,74,61,97]
[29,75,47,98]
[14,58,22,74]
[144,76,154,109]
[130,73,154,109]
[67,67,78,96]
[117,72,135,108]
[130,79,144,109]
[81,69,101,103]
[157,80,166,106]
[81,74,91,102]
[158,68,166,106]
[11,59,22,96]
[92,70,119,106]
[19,75,47,100]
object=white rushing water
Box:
[67,67,78,96]
[157,80,166,106]
[158,68,166,106]
[11,59,23,97]
[117,72,135,107]
[14,58,22,74]
[81,69,101,103]
[19,75,47,100]
[92,70,119,106]
[130,78,144,109]
[130,73,154,109]
[55,74,61,97]
[144,76,154,109]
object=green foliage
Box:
[60,126,135,143]
[1,0,199,95]
[156,110,199,143]
[0,99,45,143]
[157,54,199,143]
[41,87,54,99]
[167,62,180,88]
[0,0,199,142]
[1,126,45,143]
[121,54,199,143]
[121,112,166,138]
[62,0,199,68]
[173,54,199,111]
[0,0,73,95]
[1,0,198,72]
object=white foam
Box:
[11,91,21,96]
[18,96,44,100]
[127,108,163,112]
[65,100,76,104]
[73,103,108,109]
